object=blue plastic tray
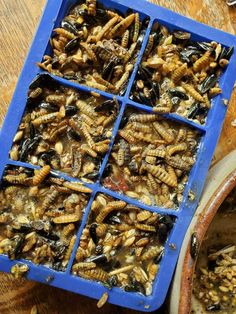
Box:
[0,0,236,311]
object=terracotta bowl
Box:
[169,150,236,314]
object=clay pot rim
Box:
[178,168,236,314]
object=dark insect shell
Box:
[190,232,199,260]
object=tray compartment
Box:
[130,20,233,125]
[9,74,121,183]
[0,164,91,271]
[101,106,201,210]
[38,0,151,96]
[0,0,235,311]
[71,192,175,295]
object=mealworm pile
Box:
[131,23,233,124]
[193,187,236,313]
[103,109,199,209]
[72,193,174,295]
[194,244,236,313]
[10,75,119,182]
[0,165,91,270]
[38,1,147,95]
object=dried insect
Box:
[32,165,51,185]
[103,109,198,208]
[133,13,140,43]
[53,214,81,224]
[110,14,135,38]
[96,201,127,223]
[141,246,163,261]
[166,143,187,156]
[38,5,143,95]
[73,194,173,295]
[181,83,205,103]
[190,232,199,260]
[11,263,29,279]
[64,235,76,264]
[193,50,212,72]
[63,182,92,193]
[77,268,109,283]
[0,165,90,268]
[172,63,188,83]
[153,122,174,144]
[131,23,230,124]
[121,29,130,48]
[97,292,109,309]
[145,164,177,187]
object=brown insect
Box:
[32,165,51,186]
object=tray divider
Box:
[96,100,127,182]
[66,186,99,273]
[97,185,180,217]
[124,18,155,99]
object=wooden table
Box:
[0,1,235,313]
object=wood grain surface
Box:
[0,0,236,313]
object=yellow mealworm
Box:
[110,14,135,38]
[96,201,126,223]
[133,13,140,43]
[209,87,222,97]
[153,106,171,114]
[4,173,27,185]
[80,144,97,158]
[81,123,95,148]
[130,122,152,133]
[153,122,174,143]
[146,149,166,158]
[141,246,163,261]
[54,28,76,40]
[96,223,108,237]
[129,114,159,123]
[96,16,119,42]
[145,34,154,56]
[181,83,205,103]
[93,73,116,91]
[85,80,108,91]
[121,29,129,48]
[32,112,60,126]
[193,50,211,72]
[172,63,188,83]
[78,268,109,283]
[115,71,130,90]
[145,164,177,187]
[76,100,97,118]
[166,165,177,184]
[32,166,51,186]
[166,142,187,156]
[137,210,152,222]
[80,42,97,62]
[63,181,92,193]
[165,156,193,171]
[118,130,135,144]
[136,223,156,232]
[175,128,187,143]
[64,235,76,262]
[53,214,80,224]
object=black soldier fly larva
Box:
[131,22,233,124]
[102,109,199,209]
[10,75,119,182]
[37,1,148,95]
[72,193,174,295]
[0,165,90,270]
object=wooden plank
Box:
[0,0,235,313]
